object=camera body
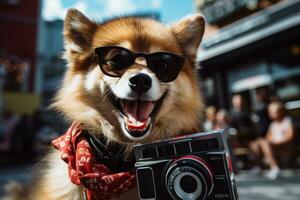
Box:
[134,130,238,200]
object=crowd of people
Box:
[204,92,295,179]
[0,109,58,163]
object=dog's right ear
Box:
[170,14,205,60]
[64,9,97,54]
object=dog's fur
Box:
[5,9,205,200]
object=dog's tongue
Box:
[124,101,154,129]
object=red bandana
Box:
[52,122,136,200]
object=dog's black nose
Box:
[129,73,152,94]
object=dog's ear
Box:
[170,14,205,59]
[64,9,97,54]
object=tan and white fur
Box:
[5,9,206,200]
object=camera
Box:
[134,130,238,200]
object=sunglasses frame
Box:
[95,46,185,82]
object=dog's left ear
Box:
[64,9,97,53]
[170,14,205,58]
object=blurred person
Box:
[0,110,18,152]
[31,109,44,134]
[214,109,230,133]
[248,89,271,173]
[214,109,238,173]
[264,101,294,179]
[253,102,294,179]
[12,114,37,162]
[28,109,45,156]
[214,109,237,137]
[11,114,29,161]
[29,109,43,152]
[215,109,238,141]
[204,106,217,131]
[267,102,294,146]
[36,126,59,153]
[0,110,4,141]
[252,89,271,138]
[0,58,6,114]
[230,94,254,143]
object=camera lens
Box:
[180,175,197,193]
[173,172,203,200]
[165,156,213,200]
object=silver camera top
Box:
[134,130,228,162]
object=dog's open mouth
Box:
[122,100,153,137]
[108,91,167,139]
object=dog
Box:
[5,8,205,200]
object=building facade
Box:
[0,0,40,91]
[0,0,43,115]
[197,0,300,120]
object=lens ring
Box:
[173,171,203,200]
[165,156,214,200]
[166,166,208,200]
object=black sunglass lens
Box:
[97,47,132,76]
[109,51,131,70]
[148,54,182,82]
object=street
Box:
[0,164,300,199]
[236,170,300,200]
[1,0,300,199]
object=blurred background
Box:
[0,0,300,199]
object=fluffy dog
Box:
[5,8,205,200]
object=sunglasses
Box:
[95,46,185,82]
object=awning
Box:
[231,74,272,93]
[198,1,300,63]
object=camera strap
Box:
[84,131,136,173]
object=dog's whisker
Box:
[103,87,114,100]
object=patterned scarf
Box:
[52,122,136,200]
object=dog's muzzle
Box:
[107,74,167,140]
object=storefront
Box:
[198,1,300,118]
[0,54,40,115]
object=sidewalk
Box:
[236,170,300,200]
[1,164,300,199]
[0,164,33,197]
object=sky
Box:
[42,0,196,23]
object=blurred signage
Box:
[285,100,300,110]
[201,14,269,49]
[197,0,259,24]
[3,92,40,115]
[277,85,300,100]
[231,74,272,92]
